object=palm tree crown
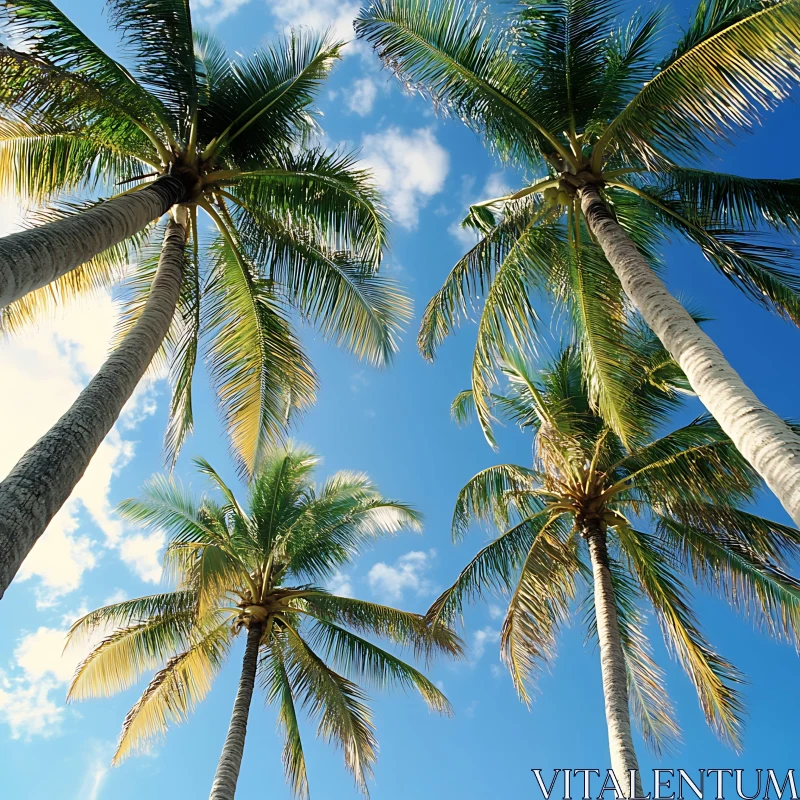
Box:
[0,0,408,472]
[430,338,800,755]
[356,0,800,444]
[67,445,462,797]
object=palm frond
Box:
[501,516,582,704]
[617,525,745,748]
[221,148,388,266]
[1,0,172,141]
[427,507,554,626]
[658,511,800,646]
[585,8,665,134]
[516,0,617,134]
[203,228,317,476]
[300,593,464,664]
[599,0,800,162]
[418,198,555,366]
[0,117,152,201]
[203,31,341,164]
[355,0,570,165]
[305,619,452,713]
[584,554,680,754]
[232,207,409,368]
[452,463,538,538]
[104,0,196,136]
[112,622,231,763]
[67,612,195,701]
[659,168,800,233]
[264,646,310,800]
[607,415,758,510]
[281,624,377,796]
[0,44,166,163]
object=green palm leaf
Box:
[203,230,317,476]
[617,525,745,748]
[600,0,800,161]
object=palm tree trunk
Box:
[0,212,188,599]
[209,622,264,800]
[584,523,643,799]
[0,174,185,310]
[580,183,800,527]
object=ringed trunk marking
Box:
[209,622,264,800]
[585,525,643,798]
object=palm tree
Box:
[67,445,462,800]
[0,1,408,598]
[427,340,800,792]
[355,0,800,527]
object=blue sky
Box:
[1,1,800,798]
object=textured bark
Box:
[209,622,263,800]
[580,183,800,527]
[585,526,643,799]
[0,174,185,310]
[0,216,187,598]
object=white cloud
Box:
[367,549,435,602]
[192,0,253,25]
[327,571,353,598]
[483,172,512,199]
[17,511,96,606]
[14,626,81,684]
[0,291,164,601]
[360,127,450,229]
[267,0,362,49]
[0,619,94,739]
[0,673,63,739]
[347,77,378,117]
[103,588,128,605]
[118,530,166,584]
[488,604,504,620]
[471,626,500,662]
[448,218,480,249]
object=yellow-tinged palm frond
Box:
[584,555,680,754]
[600,0,800,162]
[203,228,317,477]
[659,511,800,647]
[281,623,378,796]
[67,612,195,702]
[113,622,231,763]
[0,117,152,202]
[500,516,582,704]
[616,525,746,749]
[265,646,310,800]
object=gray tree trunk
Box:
[580,183,800,527]
[585,525,643,799]
[0,174,185,310]
[0,214,187,598]
[209,621,264,800]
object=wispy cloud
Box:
[367,549,436,602]
[360,127,450,229]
